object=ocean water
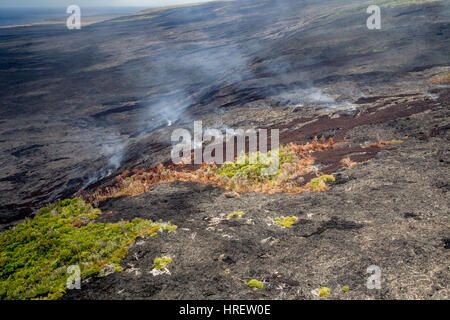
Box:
[0,7,149,27]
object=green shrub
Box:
[311,175,335,189]
[217,146,294,184]
[248,279,264,289]
[319,286,331,297]
[274,216,298,228]
[153,257,172,270]
[0,198,176,300]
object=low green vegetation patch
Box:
[217,146,294,185]
[319,286,331,297]
[274,216,299,228]
[0,198,176,300]
[248,279,264,289]
[311,175,335,190]
[153,257,173,270]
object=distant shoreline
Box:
[0,1,224,28]
[0,6,149,28]
[0,15,127,29]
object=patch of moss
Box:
[311,175,335,189]
[227,211,245,219]
[248,279,264,289]
[217,146,294,184]
[274,216,298,228]
[153,257,173,270]
[319,287,331,297]
[0,198,176,300]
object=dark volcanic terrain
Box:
[66,86,450,300]
[0,0,449,299]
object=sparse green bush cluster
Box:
[217,146,294,185]
[0,198,176,300]
[319,286,331,297]
[274,216,298,228]
[248,279,264,289]
[153,257,173,270]
[311,175,335,190]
